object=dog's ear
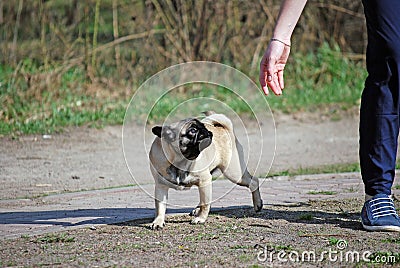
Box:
[152,126,162,138]
[152,126,176,142]
[199,136,212,151]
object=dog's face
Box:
[152,118,213,160]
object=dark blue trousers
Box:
[360,0,400,196]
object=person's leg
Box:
[360,0,400,231]
[360,0,400,197]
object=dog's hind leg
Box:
[224,168,263,212]
[222,141,263,212]
[241,173,263,212]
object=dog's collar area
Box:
[166,165,192,187]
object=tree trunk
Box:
[10,0,23,65]
[84,3,91,81]
[91,0,101,76]
[112,0,121,76]
[0,0,4,24]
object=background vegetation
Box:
[0,0,367,135]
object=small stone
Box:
[42,134,52,139]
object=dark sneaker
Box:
[361,193,400,232]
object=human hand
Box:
[259,40,291,95]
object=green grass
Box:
[145,84,256,123]
[0,63,127,136]
[275,244,293,251]
[266,160,400,184]
[0,43,366,136]
[328,237,345,246]
[382,238,400,244]
[35,233,75,244]
[267,162,360,178]
[230,244,252,250]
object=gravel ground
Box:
[1,198,400,267]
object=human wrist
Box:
[271,0,307,47]
[270,37,291,47]
[271,32,291,46]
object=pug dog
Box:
[149,111,263,230]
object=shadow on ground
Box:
[117,204,363,231]
[1,202,362,232]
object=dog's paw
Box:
[252,190,263,212]
[191,217,206,225]
[254,199,263,212]
[189,207,200,217]
[151,219,165,230]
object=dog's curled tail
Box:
[202,112,234,132]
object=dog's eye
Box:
[188,128,197,135]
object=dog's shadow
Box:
[215,204,362,231]
[118,203,363,231]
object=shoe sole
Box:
[362,223,400,232]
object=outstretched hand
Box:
[259,40,291,96]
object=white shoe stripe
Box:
[370,197,393,202]
[371,201,393,208]
[371,205,395,212]
[373,212,397,218]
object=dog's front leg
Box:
[151,183,169,230]
[192,177,212,224]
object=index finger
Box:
[265,59,283,96]
[267,74,282,96]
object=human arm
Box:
[259,0,307,95]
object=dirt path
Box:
[0,112,360,200]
